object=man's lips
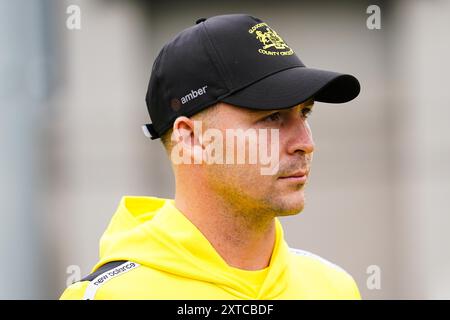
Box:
[278,170,309,183]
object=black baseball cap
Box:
[143,13,360,139]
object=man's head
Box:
[143,14,360,216]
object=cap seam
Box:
[201,23,234,91]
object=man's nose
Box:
[285,118,315,155]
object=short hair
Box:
[160,102,220,152]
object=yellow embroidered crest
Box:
[249,22,294,56]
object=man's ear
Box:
[171,117,204,164]
[173,116,194,145]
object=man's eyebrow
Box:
[251,100,314,114]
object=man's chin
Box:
[273,193,305,217]
[276,205,304,217]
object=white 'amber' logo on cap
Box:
[248,23,294,56]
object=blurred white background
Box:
[1,0,449,299]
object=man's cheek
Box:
[259,128,280,176]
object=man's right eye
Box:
[262,112,281,122]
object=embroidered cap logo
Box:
[248,22,294,56]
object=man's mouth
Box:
[278,170,309,184]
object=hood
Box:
[92,196,292,299]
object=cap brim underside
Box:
[220,66,360,110]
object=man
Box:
[60,13,361,300]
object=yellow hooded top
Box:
[60,196,361,300]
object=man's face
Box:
[199,100,315,217]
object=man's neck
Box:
[174,187,276,271]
